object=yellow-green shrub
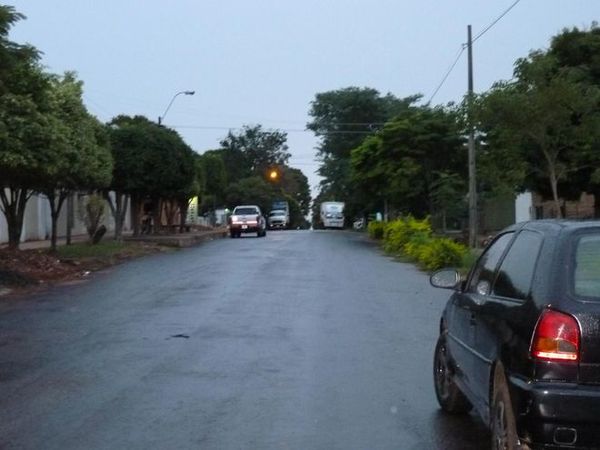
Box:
[367,221,386,240]
[382,216,432,254]
[416,238,467,271]
[403,231,432,260]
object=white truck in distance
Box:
[269,200,290,229]
[320,202,345,228]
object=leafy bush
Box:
[403,231,433,260]
[416,238,467,271]
[367,221,386,239]
[382,216,432,254]
[373,215,466,271]
[78,194,106,244]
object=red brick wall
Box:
[532,192,596,219]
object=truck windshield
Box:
[270,210,285,216]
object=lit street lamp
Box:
[158,90,195,125]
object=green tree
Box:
[219,125,291,180]
[307,87,418,216]
[276,166,311,216]
[108,115,197,235]
[40,73,113,250]
[476,49,600,217]
[351,106,466,219]
[198,150,227,209]
[0,6,55,249]
[548,26,600,215]
[225,176,276,214]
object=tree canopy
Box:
[351,106,466,218]
[475,26,600,217]
[307,87,419,218]
[219,125,291,180]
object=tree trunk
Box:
[164,200,178,231]
[549,166,562,219]
[116,194,129,241]
[0,187,31,250]
[66,193,74,245]
[131,194,142,237]
[153,198,163,234]
[45,190,69,252]
[178,198,189,233]
[47,193,58,252]
[105,191,129,241]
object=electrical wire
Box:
[170,125,375,135]
[472,0,522,44]
[427,45,466,104]
[427,0,523,104]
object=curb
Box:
[124,229,228,248]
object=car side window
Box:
[493,230,543,301]
[573,234,600,299]
[468,232,513,296]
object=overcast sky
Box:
[10,1,599,194]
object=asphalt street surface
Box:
[0,230,489,450]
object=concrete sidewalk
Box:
[2,228,228,251]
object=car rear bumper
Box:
[510,375,600,448]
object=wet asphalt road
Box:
[0,230,489,450]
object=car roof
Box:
[500,219,600,237]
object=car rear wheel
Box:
[491,367,522,450]
[433,336,472,414]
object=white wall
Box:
[0,191,131,244]
[515,192,533,223]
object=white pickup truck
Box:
[268,209,289,229]
[228,205,267,238]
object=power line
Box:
[170,125,376,135]
[427,45,466,104]
[472,0,522,44]
[427,0,523,104]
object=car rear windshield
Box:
[234,208,258,215]
[573,234,600,300]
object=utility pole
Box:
[467,25,477,248]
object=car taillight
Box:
[531,309,580,362]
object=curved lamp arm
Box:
[158,90,195,125]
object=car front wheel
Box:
[433,336,472,414]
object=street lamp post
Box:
[158,90,195,125]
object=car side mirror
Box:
[430,269,461,290]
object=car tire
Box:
[490,367,521,450]
[433,336,472,414]
[230,231,236,238]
